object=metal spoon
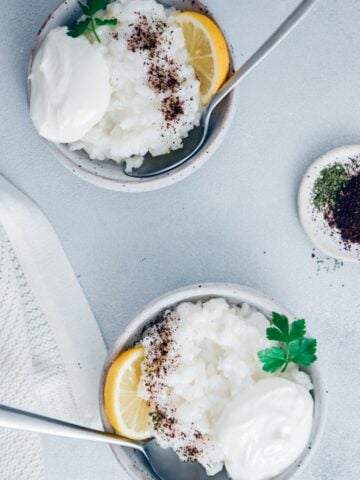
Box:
[0,404,228,480]
[125,0,317,178]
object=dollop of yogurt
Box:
[30,27,111,143]
[216,377,314,480]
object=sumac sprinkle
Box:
[162,96,184,123]
[329,171,360,245]
[148,64,181,93]
[127,15,166,55]
[126,13,186,126]
[312,160,360,247]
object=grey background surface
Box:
[1,0,359,478]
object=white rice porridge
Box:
[69,0,202,168]
[139,298,313,477]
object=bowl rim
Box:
[28,0,238,193]
[99,282,327,480]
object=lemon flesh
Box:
[104,346,150,441]
[176,11,230,104]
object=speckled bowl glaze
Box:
[28,0,237,192]
[100,283,327,480]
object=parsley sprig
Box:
[67,0,118,43]
[257,313,317,373]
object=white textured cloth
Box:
[0,176,107,480]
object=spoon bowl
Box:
[144,438,229,480]
[123,124,206,177]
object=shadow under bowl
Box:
[99,283,327,480]
[28,0,238,192]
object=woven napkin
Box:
[0,176,107,480]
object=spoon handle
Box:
[208,0,318,112]
[0,404,144,452]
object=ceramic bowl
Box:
[99,283,327,480]
[28,0,237,192]
[298,144,360,263]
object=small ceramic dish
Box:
[298,145,360,263]
[28,0,237,192]
[99,283,327,480]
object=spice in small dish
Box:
[311,159,360,248]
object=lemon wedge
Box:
[176,11,230,104]
[104,346,151,440]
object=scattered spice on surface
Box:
[310,249,343,272]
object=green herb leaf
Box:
[95,18,118,26]
[266,327,286,343]
[257,347,287,373]
[67,17,91,38]
[87,0,111,15]
[288,319,306,342]
[289,338,317,367]
[67,0,117,42]
[271,312,290,340]
[258,313,318,373]
[78,1,91,15]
